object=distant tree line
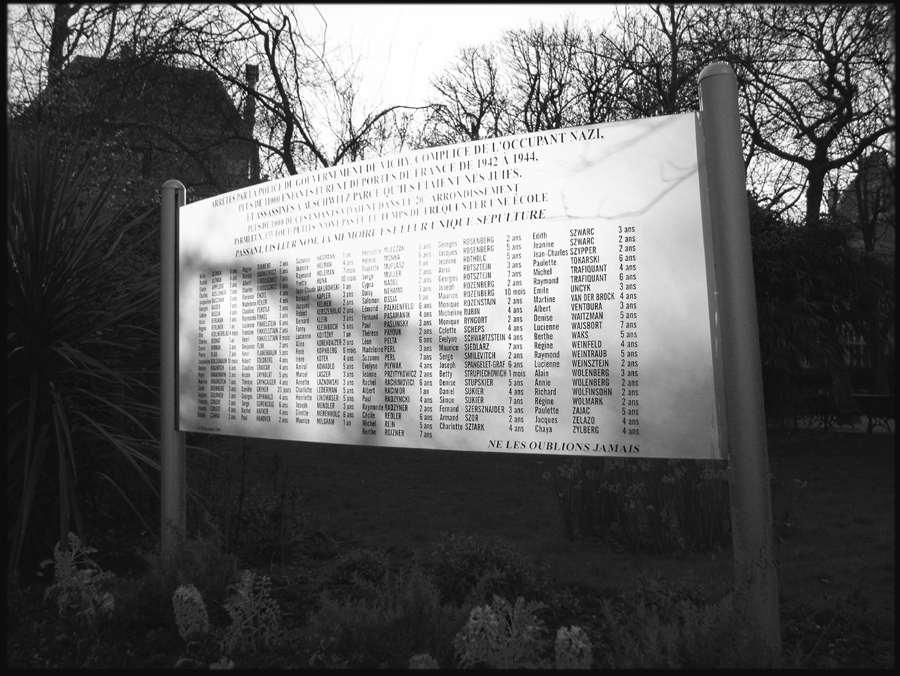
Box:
[416,3,895,408]
[8,4,894,224]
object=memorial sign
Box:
[179,113,724,458]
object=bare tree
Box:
[419,44,512,147]
[172,4,426,177]
[697,4,896,405]
[9,5,120,110]
[569,24,630,126]
[707,4,895,226]
[600,4,705,120]
[8,5,426,181]
[419,10,679,143]
[502,17,586,132]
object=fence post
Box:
[160,180,187,562]
[698,63,782,666]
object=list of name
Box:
[182,114,721,458]
[193,226,640,443]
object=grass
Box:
[6,427,894,668]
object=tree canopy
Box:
[9,4,894,220]
[7,3,895,407]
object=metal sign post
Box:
[160,180,187,562]
[698,63,782,665]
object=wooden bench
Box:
[850,394,895,433]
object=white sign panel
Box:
[179,113,723,458]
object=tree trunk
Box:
[47,5,78,90]
[805,165,827,227]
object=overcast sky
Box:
[303,3,624,107]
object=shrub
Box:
[203,441,309,565]
[425,533,547,607]
[408,653,440,669]
[223,570,284,654]
[304,562,468,669]
[769,464,808,535]
[173,583,210,642]
[40,532,116,625]
[599,577,745,668]
[548,457,807,554]
[8,128,160,573]
[554,625,594,669]
[331,547,390,587]
[453,595,550,668]
[545,457,731,554]
[224,483,306,565]
[135,527,237,629]
[189,440,332,566]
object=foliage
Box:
[304,563,468,669]
[420,44,513,147]
[7,128,160,573]
[39,532,116,624]
[548,456,808,553]
[453,595,550,668]
[170,569,287,661]
[331,547,390,586]
[710,4,894,225]
[419,4,894,229]
[554,625,593,669]
[749,201,865,421]
[425,533,547,606]
[7,4,422,178]
[769,468,808,537]
[835,248,895,394]
[172,583,210,642]
[749,195,895,417]
[408,652,441,669]
[412,619,594,669]
[5,431,894,669]
[545,457,731,555]
[600,579,747,668]
[136,527,237,630]
[225,483,306,565]
[8,5,894,230]
[751,202,843,368]
[191,441,324,565]
[209,656,236,669]
[222,570,284,654]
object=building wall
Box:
[17,55,259,204]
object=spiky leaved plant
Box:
[8,127,161,572]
